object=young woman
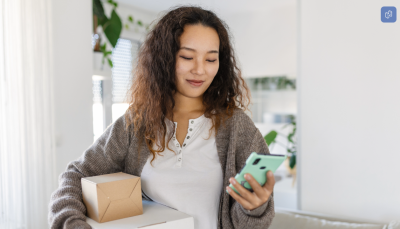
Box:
[49,6,275,229]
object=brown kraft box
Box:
[81,172,143,223]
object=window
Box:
[92,38,141,142]
[111,38,140,123]
[92,80,104,141]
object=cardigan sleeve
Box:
[48,115,132,229]
[230,126,275,228]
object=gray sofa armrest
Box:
[269,208,393,229]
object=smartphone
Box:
[227,152,287,195]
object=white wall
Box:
[120,0,298,79]
[52,0,94,178]
[219,1,297,78]
[299,0,400,223]
[50,1,161,180]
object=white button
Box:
[183,143,186,147]
[187,136,190,139]
[176,143,179,147]
[178,158,181,161]
[191,121,194,124]
[189,128,193,131]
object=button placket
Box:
[184,119,195,148]
[168,114,206,168]
[177,151,182,165]
[175,121,182,164]
[176,145,182,164]
[172,121,181,149]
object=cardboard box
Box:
[86,200,194,229]
[81,172,143,223]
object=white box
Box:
[86,200,194,229]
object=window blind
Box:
[111,38,141,104]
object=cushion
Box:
[269,211,385,229]
[388,221,400,229]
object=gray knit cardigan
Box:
[48,108,275,229]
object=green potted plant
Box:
[92,0,152,68]
[264,115,297,186]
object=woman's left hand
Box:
[226,170,275,211]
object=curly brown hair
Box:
[124,5,250,166]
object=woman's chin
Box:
[181,90,205,99]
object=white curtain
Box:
[0,0,56,228]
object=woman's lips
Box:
[186,80,204,87]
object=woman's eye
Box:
[180,56,217,62]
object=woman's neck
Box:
[169,91,205,117]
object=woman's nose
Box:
[191,59,205,75]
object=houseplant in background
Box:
[264,115,297,186]
[92,0,152,68]
[252,76,296,91]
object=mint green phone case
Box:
[227,152,287,195]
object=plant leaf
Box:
[289,155,296,169]
[100,43,106,52]
[107,0,118,7]
[107,58,113,68]
[128,16,134,23]
[103,9,122,48]
[264,131,278,146]
[137,20,143,26]
[93,0,107,24]
[287,132,294,143]
[103,51,112,56]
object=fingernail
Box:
[226,186,230,192]
[230,178,236,185]
[245,174,251,180]
[268,171,273,177]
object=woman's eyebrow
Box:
[180,46,218,54]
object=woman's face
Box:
[175,24,220,99]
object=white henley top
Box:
[141,114,223,229]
